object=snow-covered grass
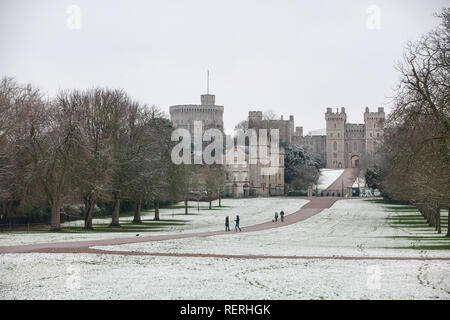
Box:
[1,199,449,300]
[93,199,450,259]
[316,169,344,190]
[0,198,308,246]
[1,253,448,299]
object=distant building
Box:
[244,111,288,197]
[224,144,250,198]
[292,107,385,168]
[169,88,384,198]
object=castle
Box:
[169,93,285,197]
[169,92,384,198]
[292,107,385,168]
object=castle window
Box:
[334,124,336,129]
[330,133,333,138]
[354,142,357,151]
[333,141,337,151]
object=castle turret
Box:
[201,94,215,106]
[325,107,347,168]
[294,126,303,137]
[169,92,224,136]
[248,111,263,127]
[289,115,294,139]
[364,107,385,158]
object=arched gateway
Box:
[351,155,360,168]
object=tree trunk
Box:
[209,199,212,210]
[425,207,431,226]
[110,198,121,226]
[184,198,188,215]
[84,197,96,229]
[218,193,222,207]
[133,200,142,223]
[429,207,434,228]
[154,199,160,220]
[446,207,450,238]
[436,207,441,234]
[50,202,61,231]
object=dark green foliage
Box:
[284,144,321,192]
[365,166,381,192]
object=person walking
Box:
[274,212,278,222]
[280,210,285,222]
[225,216,230,232]
[234,215,242,232]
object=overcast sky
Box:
[1,0,447,133]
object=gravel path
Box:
[1,196,448,261]
[0,197,333,254]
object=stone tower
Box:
[325,107,346,168]
[364,107,385,161]
[169,93,224,137]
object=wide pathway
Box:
[1,196,448,261]
[0,197,336,254]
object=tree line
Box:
[368,8,449,237]
[0,78,192,230]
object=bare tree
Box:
[22,93,80,230]
[378,8,450,236]
[262,109,278,120]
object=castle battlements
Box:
[169,93,224,133]
[364,107,385,120]
[325,107,347,121]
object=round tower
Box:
[169,93,224,136]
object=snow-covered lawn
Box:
[93,199,450,259]
[316,169,344,190]
[1,253,448,299]
[1,199,449,299]
[0,198,308,246]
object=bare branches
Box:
[377,8,450,235]
[0,77,173,230]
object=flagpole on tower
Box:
[207,70,210,94]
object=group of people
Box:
[225,215,241,232]
[225,209,286,232]
[273,210,285,222]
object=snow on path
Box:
[93,199,450,259]
[316,169,344,190]
[0,198,307,246]
[1,253,448,299]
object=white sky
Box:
[0,0,447,133]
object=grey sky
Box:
[0,0,447,133]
